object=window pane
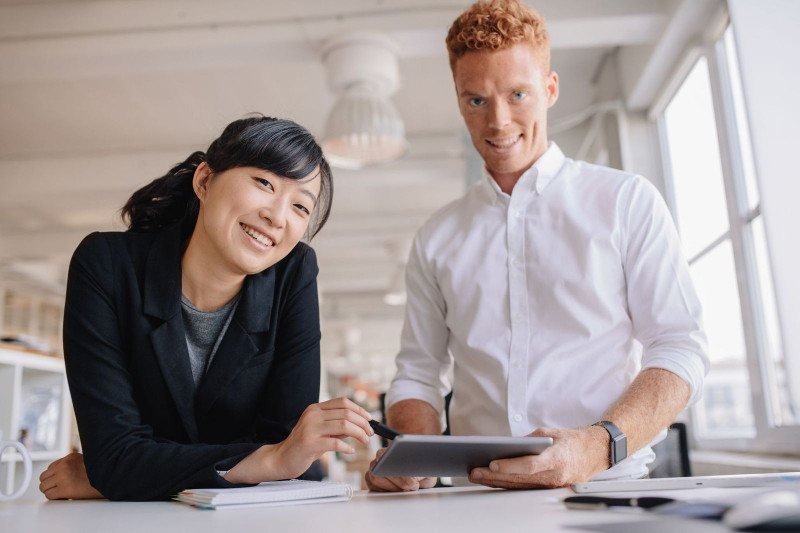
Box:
[724,27,760,211]
[663,57,730,260]
[690,239,755,438]
[751,216,798,426]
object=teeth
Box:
[488,135,521,148]
[241,223,274,247]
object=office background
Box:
[0,0,798,495]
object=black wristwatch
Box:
[594,420,627,468]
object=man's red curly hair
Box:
[446,0,550,72]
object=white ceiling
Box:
[0,0,717,369]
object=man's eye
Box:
[295,204,310,215]
[512,91,526,100]
[469,97,484,106]
[255,178,273,190]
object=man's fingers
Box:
[470,467,560,488]
[418,476,438,489]
[371,475,408,492]
[385,476,420,491]
[364,469,404,492]
[487,454,545,475]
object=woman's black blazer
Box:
[63,221,320,501]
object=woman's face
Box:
[193,163,321,275]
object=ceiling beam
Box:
[619,0,725,111]
[0,1,669,84]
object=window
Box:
[657,26,799,453]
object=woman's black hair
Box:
[121,115,333,240]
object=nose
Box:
[488,99,511,129]
[261,197,289,229]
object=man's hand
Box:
[468,426,609,489]
[39,452,104,500]
[364,447,437,492]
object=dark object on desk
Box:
[564,495,675,510]
[567,519,733,533]
[652,501,731,520]
[650,422,692,478]
[369,420,402,441]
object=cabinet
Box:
[0,346,72,499]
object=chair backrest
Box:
[649,422,692,478]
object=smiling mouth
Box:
[486,134,522,148]
[240,223,275,247]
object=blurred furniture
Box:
[650,422,693,478]
[0,345,72,500]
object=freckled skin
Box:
[453,44,559,195]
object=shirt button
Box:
[513,259,521,268]
[513,361,522,369]
[515,312,523,321]
[514,414,522,422]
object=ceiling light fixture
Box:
[320,33,407,170]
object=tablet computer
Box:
[571,472,800,493]
[370,435,553,478]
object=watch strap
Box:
[594,420,627,468]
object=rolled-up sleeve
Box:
[623,176,710,406]
[385,233,453,417]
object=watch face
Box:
[612,434,627,465]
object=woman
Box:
[38,115,373,501]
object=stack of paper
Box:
[174,480,353,510]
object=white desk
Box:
[2,485,747,533]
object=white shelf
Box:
[0,346,71,499]
[1,449,64,463]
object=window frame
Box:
[652,22,800,455]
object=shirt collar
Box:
[480,142,566,204]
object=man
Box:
[366,0,709,491]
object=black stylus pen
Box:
[369,420,403,441]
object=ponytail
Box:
[121,151,206,234]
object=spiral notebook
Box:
[174,479,353,510]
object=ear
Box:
[545,70,559,108]
[192,162,213,203]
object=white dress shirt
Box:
[386,143,709,480]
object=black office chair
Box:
[649,422,692,478]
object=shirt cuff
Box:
[642,350,710,406]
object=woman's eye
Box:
[469,97,484,107]
[295,204,310,215]
[512,91,526,101]
[255,178,273,190]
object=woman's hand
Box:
[39,452,104,500]
[225,397,374,484]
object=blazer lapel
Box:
[195,268,275,417]
[142,222,199,442]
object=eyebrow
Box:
[300,188,318,205]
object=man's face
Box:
[454,44,559,182]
